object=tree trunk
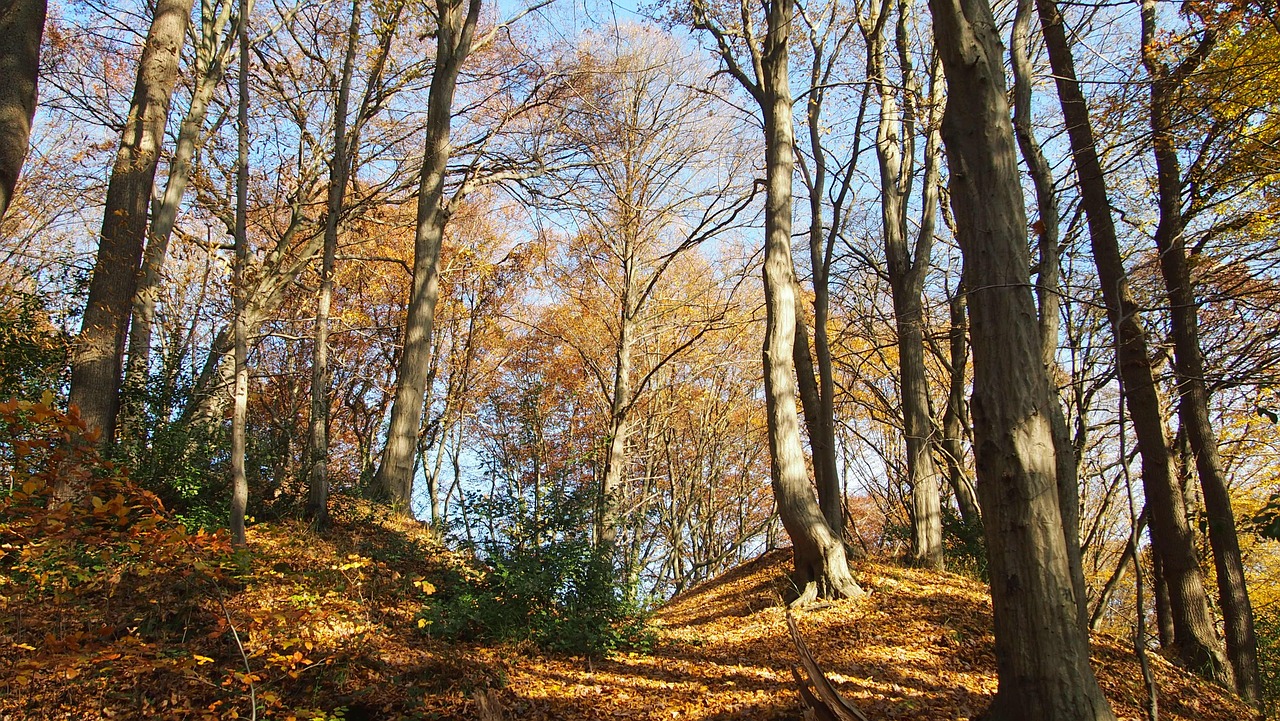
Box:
[0,0,45,220]
[372,0,481,512]
[229,0,250,549]
[861,0,945,569]
[940,284,979,525]
[598,271,635,548]
[68,0,195,443]
[1035,0,1232,688]
[1141,6,1259,701]
[1010,0,1086,629]
[306,0,361,529]
[926,0,1115,714]
[123,0,234,430]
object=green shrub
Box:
[418,487,653,657]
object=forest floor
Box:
[0,489,1256,720]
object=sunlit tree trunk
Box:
[926,0,1116,713]
[1010,0,1086,628]
[940,284,979,525]
[0,0,45,221]
[373,0,481,511]
[123,0,234,431]
[1036,0,1231,687]
[69,0,195,443]
[861,0,944,568]
[1140,6,1259,701]
[305,0,361,529]
[693,0,862,605]
[229,0,250,549]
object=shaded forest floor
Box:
[0,489,1254,720]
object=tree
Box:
[1035,0,1232,686]
[691,0,863,604]
[1141,2,1260,701]
[539,26,754,551]
[857,0,945,569]
[306,0,362,529]
[925,0,1117,713]
[372,0,552,510]
[68,0,196,443]
[0,0,46,221]
[229,0,250,548]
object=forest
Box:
[0,0,1277,717]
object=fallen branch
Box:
[788,611,869,721]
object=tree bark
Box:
[692,0,862,605]
[229,0,250,549]
[306,0,361,529]
[926,0,1115,714]
[940,284,979,525]
[123,0,234,430]
[1035,0,1232,688]
[1140,5,1260,701]
[372,0,481,511]
[0,0,45,221]
[1010,0,1086,629]
[68,0,195,443]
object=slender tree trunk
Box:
[792,301,840,533]
[926,0,1115,714]
[305,0,361,529]
[598,271,635,548]
[1010,0,1087,629]
[68,0,195,443]
[940,284,980,525]
[372,0,481,511]
[1140,6,1259,701]
[123,0,234,427]
[863,0,944,569]
[229,0,250,549]
[1035,0,1232,687]
[752,0,861,606]
[0,0,45,221]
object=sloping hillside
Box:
[497,549,1251,720]
[0,479,1254,720]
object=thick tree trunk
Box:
[926,0,1115,714]
[306,0,361,529]
[372,0,481,512]
[123,0,234,428]
[1035,0,1232,688]
[68,0,195,443]
[229,0,249,549]
[0,0,45,220]
[1010,0,1086,629]
[1141,6,1259,701]
[751,0,861,605]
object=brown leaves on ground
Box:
[0,408,1256,720]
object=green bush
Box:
[418,487,653,657]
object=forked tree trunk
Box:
[373,0,481,511]
[757,0,861,606]
[306,0,361,529]
[0,0,45,220]
[1140,5,1260,701]
[1010,0,1086,629]
[68,0,195,443]
[1036,0,1231,687]
[926,0,1116,714]
[123,0,235,429]
[861,0,944,569]
[692,0,862,604]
